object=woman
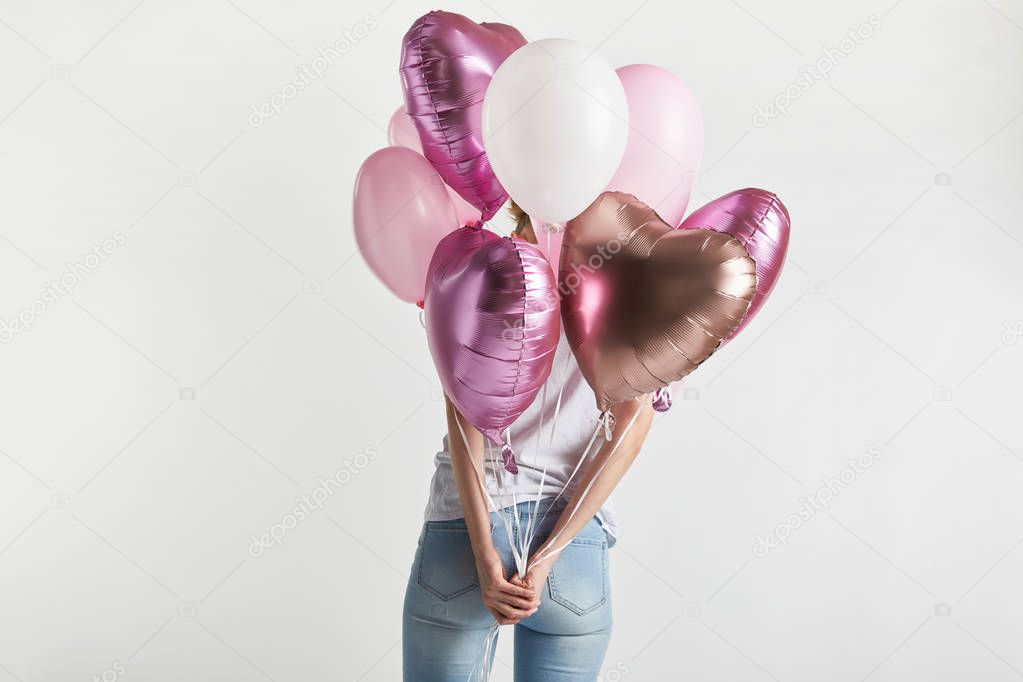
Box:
[403,202,654,681]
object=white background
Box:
[1,0,1022,680]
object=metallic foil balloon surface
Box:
[425,226,560,445]
[679,188,790,340]
[400,11,526,222]
[560,192,757,411]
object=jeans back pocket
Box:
[547,533,609,616]
[416,521,480,601]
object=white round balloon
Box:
[482,39,629,225]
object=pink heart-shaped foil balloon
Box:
[400,11,526,223]
[678,188,790,340]
[425,227,560,445]
[560,192,757,412]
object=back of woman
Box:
[402,202,653,681]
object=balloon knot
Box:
[600,410,615,441]
[500,444,518,474]
[652,386,673,413]
[415,299,425,309]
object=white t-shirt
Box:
[424,332,619,538]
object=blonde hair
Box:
[507,200,531,236]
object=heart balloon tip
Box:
[500,444,518,474]
[652,386,673,412]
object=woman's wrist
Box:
[471,538,500,566]
[532,543,555,568]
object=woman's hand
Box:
[443,398,537,624]
[510,557,552,605]
[475,549,540,625]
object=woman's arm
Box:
[516,397,654,592]
[445,398,539,624]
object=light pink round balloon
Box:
[607,64,703,225]
[386,107,422,151]
[353,147,458,304]
[387,106,483,227]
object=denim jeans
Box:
[403,498,613,681]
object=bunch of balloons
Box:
[352,10,791,443]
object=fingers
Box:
[500,594,539,610]
[491,601,537,621]
[512,574,539,594]
[506,576,543,608]
[486,604,527,625]
[491,609,515,625]
[484,583,534,605]
[482,591,538,621]
[496,580,535,600]
[481,574,541,625]
[490,609,518,626]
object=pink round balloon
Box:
[607,64,703,225]
[386,106,422,151]
[678,188,790,340]
[353,147,458,304]
[425,226,560,445]
[400,11,525,222]
[387,106,483,227]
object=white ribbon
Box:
[453,416,523,574]
[529,401,644,570]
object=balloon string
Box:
[534,376,548,463]
[489,439,526,578]
[521,376,548,561]
[529,400,645,571]
[548,352,567,447]
[453,416,523,571]
[525,416,605,553]
[468,621,500,682]
[501,428,525,574]
[521,465,547,562]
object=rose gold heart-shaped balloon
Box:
[560,192,757,411]
[679,188,790,341]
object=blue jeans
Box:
[403,498,613,681]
